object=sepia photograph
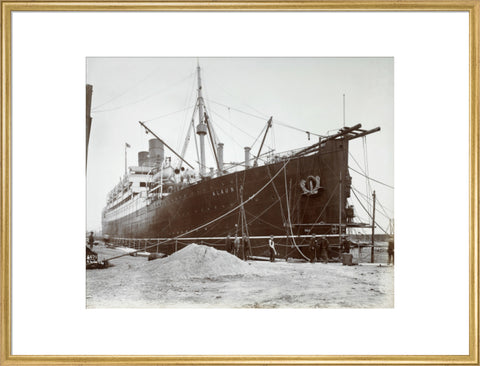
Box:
[86,57,394,308]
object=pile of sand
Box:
[143,244,257,279]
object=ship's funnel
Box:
[138,151,149,167]
[244,147,251,168]
[217,143,224,172]
[148,139,164,166]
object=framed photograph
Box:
[86,56,394,309]
[1,1,478,365]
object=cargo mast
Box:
[196,62,207,176]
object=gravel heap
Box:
[143,243,256,279]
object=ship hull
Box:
[102,139,350,259]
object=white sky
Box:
[86,57,393,233]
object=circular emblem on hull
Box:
[300,175,321,195]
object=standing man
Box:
[268,235,277,262]
[320,236,329,263]
[388,238,394,265]
[234,234,240,257]
[225,234,233,254]
[242,235,251,261]
[309,233,318,263]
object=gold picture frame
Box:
[1,1,478,365]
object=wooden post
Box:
[371,190,376,263]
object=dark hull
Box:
[102,139,350,259]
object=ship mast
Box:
[196,62,208,176]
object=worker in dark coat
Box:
[268,235,277,262]
[309,234,318,263]
[388,239,394,265]
[225,234,233,254]
[342,238,351,253]
[319,236,329,263]
[88,231,94,249]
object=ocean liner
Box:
[100,63,380,259]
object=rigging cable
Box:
[300,182,339,246]
[351,189,389,235]
[202,82,221,149]
[348,165,394,190]
[91,64,171,111]
[351,187,392,222]
[271,121,277,153]
[192,115,201,172]
[203,87,239,166]
[352,186,392,219]
[283,164,310,261]
[245,208,285,231]
[351,183,393,219]
[362,137,372,213]
[376,197,394,218]
[207,99,324,138]
[227,105,239,163]
[92,72,194,113]
[142,105,196,123]
[203,70,271,119]
[249,124,268,150]
[348,151,394,189]
[176,71,198,155]
[265,162,295,254]
[207,99,268,121]
[209,108,258,140]
[207,114,247,151]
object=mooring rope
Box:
[283,164,310,261]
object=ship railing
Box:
[109,234,360,251]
